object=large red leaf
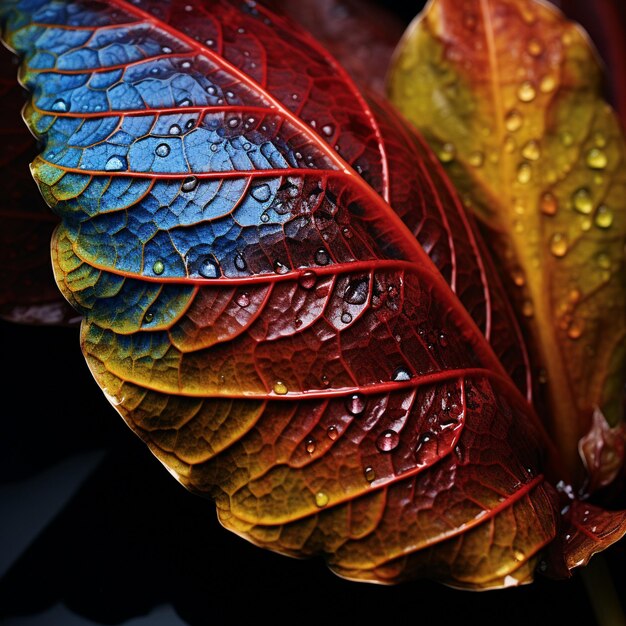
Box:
[2,0,616,587]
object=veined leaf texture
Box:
[1,0,623,588]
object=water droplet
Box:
[521,140,540,161]
[305,439,316,454]
[315,248,330,266]
[343,279,368,305]
[346,393,365,416]
[273,380,288,395]
[540,192,558,216]
[594,132,607,148]
[314,491,329,507]
[162,46,172,54]
[550,232,568,258]
[567,318,584,339]
[327,425,338,440]
[152,260,165,275]
[274,260,289,274]
[580,217,592,232]
[438,142,456,163]
[540,75,556,93]
[181,60,191,69]
[364,466,376,482]
[205,38,215,47]
[595,205,613,228]
[321,124,335,137]
[468,151,484,167]
[227,117,240,128]
[505,110,523,132]
[199,256,220,278]
[260,212,270,223]
[517,81,536,102]
[517,162,532,184]
[168,124,181,135]
[376,429,400,453]
[511,267,525,286]
[392,367,411,382]
[504,136,516,154]
[560,131,574,147]
[573,188,593,214]
[144,311,154,323]
[342,226,352,239]
[207,85,217,96]
[52,98,68,112]
[251,183,271,202]
[236,293,250,307]
[155,143,171,157]
[527,38,543,56]
[182,176,198,192]
[105,155,126,171]
[522,299,534,318]
[185,119,196,130]
[295,270,316,290]
[586,148,607,170]
[341,311,353,324]
[234,253,247,271]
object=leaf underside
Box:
[0,0,598,588]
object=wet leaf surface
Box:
[0,0,569,588]
[388,0,626,482]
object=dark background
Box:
[1,1,625,625]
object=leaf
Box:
[0,0,571,588]
[388,0,626,481]
[0,44,74,324]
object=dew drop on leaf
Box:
[327,425,338,440]
[550,233,569,258]
[392,367,411,381]
[517,162,532,184]
[540,192,558,216]
[152,260,165,275]
[315,491,329,507]
[234,253,247,271]
[517,81,536,102]
[315,248,330,266]
[305,439,316,454]
[437,142,456,162]
[236,293,250,308]
[274,260,289,274]
[595,205,614,229]
[364,466,376,483]
[199,256,220,278]
[251,183,271,202]
[52,98,69,112]
[105,155,127,171]
[567,319,584,339]
[273,381,288,395]
[169,124,182,135]
[346,393,366,416]
[181,176,198,192]
[572,188,593,214]
[505,110,523,132]
[539,75,556,93]
[376,429,400,452]
[298,270,317,290]
[341,311,353,324]
[344,279,369,305]
[321,124,334,136]
[144,311,154,324]
[521,140,540,161]
[586,148,608,170]
[155,143,171,157]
